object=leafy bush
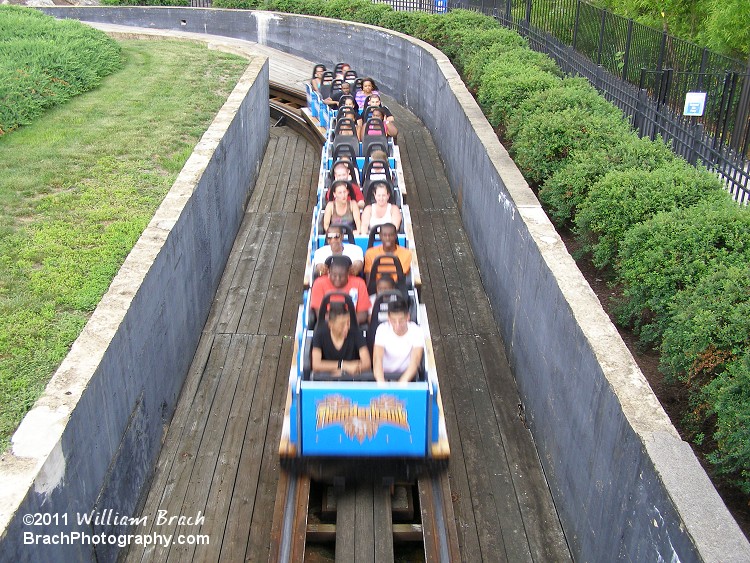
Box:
[616,200,750,346]
[539,132,677,227]
[414,8,498,55]
[348,2,392,25]
[377,10,432,36]
[212,0,265,8]
[505,77,621,140]
[510,106,630,184]
[100,0,188,5]
[451,27,529,74]
[660,264,750,383]
[0,6,123,135]
[476,56,559,129]
[575,161,726,269]
[703,350,750,494]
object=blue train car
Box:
[280,68,449,462]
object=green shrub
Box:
[505,77,621,140]
[703,350,750,494]
[510,106,630,184]
[320,0,371,20]
[100,0,189,4]
[414,8,498,54]
[463,37,532,87]
[476,56,559,129]
[348,2,392,25]
[451,27,529,74]
[660,264,750,383]
[539,132,677,227]
[575,161,726,269]
[0,6,123,135]
[377,10,432,36]
[616,200,750,346]
[212,0,265,8]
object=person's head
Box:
[325,225,344,251]
[387,298,409,336]
[313,64,325,79]
[339,82,351,95]
[368,94,381,107]
[370,108,385,121]
[327,301,350,335]
[376,275,396,295]
[373,183,391,207]
[341,97,356,110]
[361,78,377,93]
[341,63,351,73]
[331,180,351,202]
[333,162,352,182]
[327,255,351,288]
[370,149,388,162]
[379,222,398,252]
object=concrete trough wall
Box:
[0,28,269,561]
[24,7,750,562]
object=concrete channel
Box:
[1,7,748,562]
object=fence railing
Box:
[378,0,749,201]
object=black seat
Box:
[331,143,358,163]
[367,289,406,353]
[326,160,360,193]
[362,158,394,186]
[331,121,360,158]
[344,69,358,83]
[363,177,396,206]
[319,71,334,99]
[305,291,356,380]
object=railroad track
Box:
[269,82,326,148]
[269,469,459,562]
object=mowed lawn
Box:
[0,39,250,450]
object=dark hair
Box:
[328,301,348,320]
[388,299,408,315]
[326,254,352,270]
[379,222,397,235]
[377,275,397,289]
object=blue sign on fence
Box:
[434,0,447,13]
[684,92,707,117]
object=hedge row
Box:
[79,0,750,493]
[0,6,124,135]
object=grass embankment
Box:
[0,38,249,450]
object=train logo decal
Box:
[316,394,410,443]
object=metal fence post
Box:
[622,19,633,81]
[572,0,580,51]
[596,9,606,66]
[656,30,667,71]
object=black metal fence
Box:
[380,0,750,201]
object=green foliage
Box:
[701,0,750,60]
[510,106,630,184]
[348,2,392,26]
[505,77,621,140]
[462,32,530,89]
[377,10,432,36]
[0,40,248,450]
[0,6,123,135]
[100,0,189,5]
[592,0,748,59]
[660,264,750,384]
[476,56,559,129]
[212,0,265,8]
[616,200,750,347]
[575,161,725,270]
[703,350,750,494]
[451,27,529,74]
[539,132,677,227]
[414,8,498,54]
